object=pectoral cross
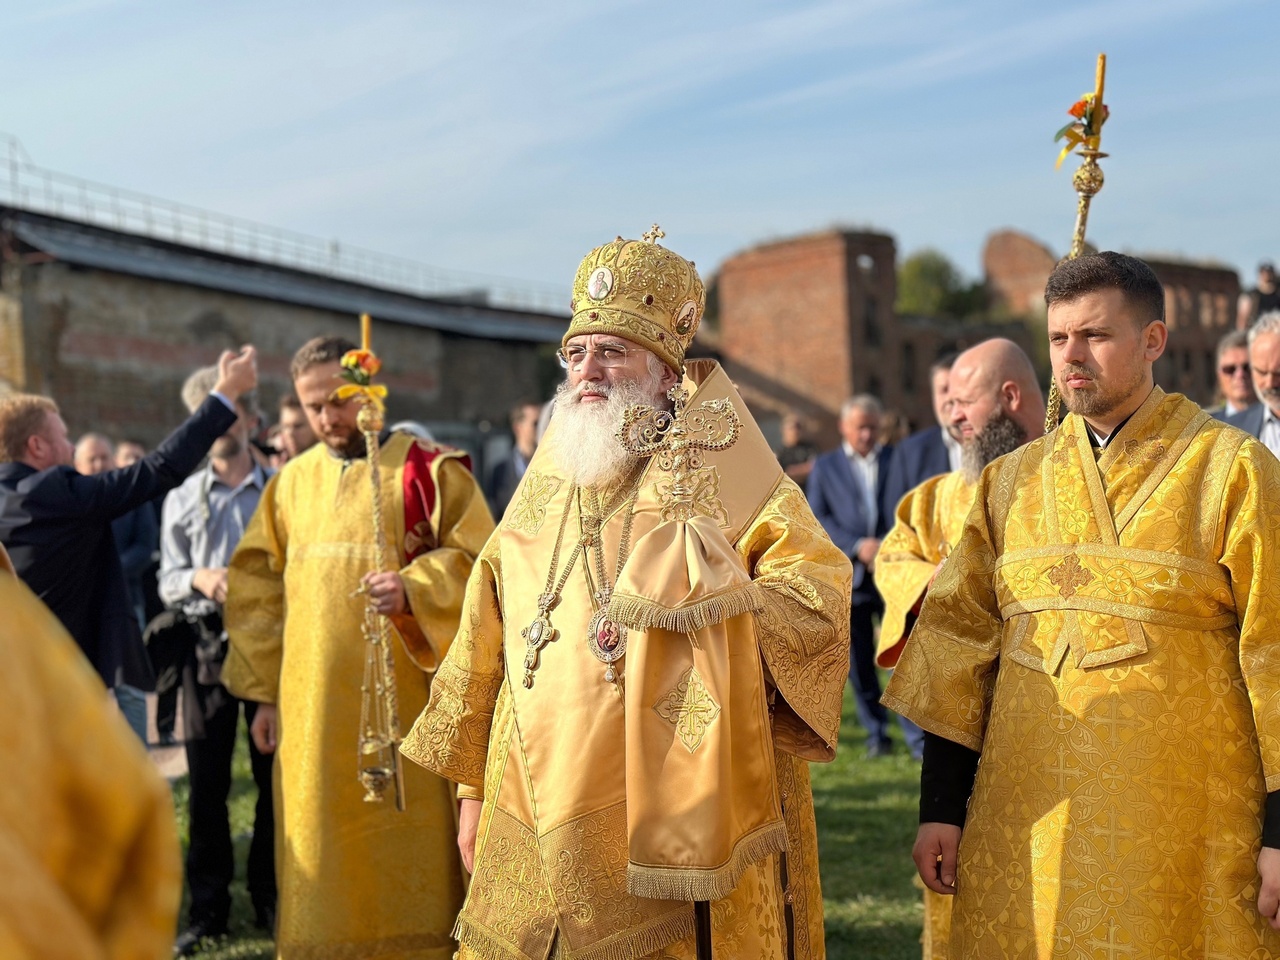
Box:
[616,384,742,523]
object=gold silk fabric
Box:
[874,469,976,669]
[0,575,181,960]
[874,470,975,960]
[223,433,495,960]
[884,388,1280,958]
[402,360,852,960]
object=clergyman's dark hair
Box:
[290,335,358,380]
[930,351,960,375]
[1044,251,1165,327]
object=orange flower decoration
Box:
[336,347,388,412]
[1068,99,1088,119]
[342,349,382,377]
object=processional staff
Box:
[338,312,406,811]
[1045,53,1111,431]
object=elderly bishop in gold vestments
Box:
[885,253,1280,957]
[402,229,852,960]
[223,336,495,960]
[874,338,1043,960]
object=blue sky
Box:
[2,0,1275,297]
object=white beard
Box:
[549,373,667,490]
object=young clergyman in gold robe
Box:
[0,569,181,960]
[401,230,853,960]
[885,252,1280,957]
[873,338,1044,960]
[222,336,495,960]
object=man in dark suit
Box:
[1228,313,1280,455]
[0,347,257,701]
[1207,329,1257,421]
[485,399,541,517]
[881,353,961,521]
[808,394,899,756]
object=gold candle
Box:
[360,313,372,352]
[1094,53,1106,117]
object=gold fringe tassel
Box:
[452,913,534,960]
[568,908,696,960]
[605,582,767,634]
[625,819,789,903]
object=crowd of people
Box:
[4,236,1280,960]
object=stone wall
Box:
[3,261,552,452]
[717,229,1036,443]
[984,230,1057,317]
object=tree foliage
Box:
[896,249,987,319]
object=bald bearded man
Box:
[875,338,1044,959]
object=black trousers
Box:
[848,597,891,745]
[185,692,275,927]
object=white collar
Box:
[841,441,879,464]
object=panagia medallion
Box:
[586,608,628,683]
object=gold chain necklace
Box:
[520,483,580,688]
[520,478,639,688]
[583,486,639,683]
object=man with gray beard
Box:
[402,229,853,960]
[873,337,1044,959]
[1227,311,1280,456]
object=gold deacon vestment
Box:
[402,360,852,960]
[873,468,976,960]
[875,469,977,672]
[884,388,1280,957]
[223,433,495,960]
[0,573,181,960]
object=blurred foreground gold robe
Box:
[402,361,852,960]
[223,434,495,960]
[885,388,1280,957]
[874,469,976,960]
[0,574,180,960]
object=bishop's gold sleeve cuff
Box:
[400,536,505,790]
[400,656,503,789]
[736,477,854,760]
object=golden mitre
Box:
[565,225,705,373]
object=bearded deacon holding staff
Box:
[884,252,1280,956]
[402,229,853,960]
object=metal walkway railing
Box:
[0,133,564,314]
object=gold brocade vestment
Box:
[402,361,853,960]
[0,574,181,960]
[875,469,977,671]
[223,434,495,960]
[873,469,976,960]
[884,388,1280,958]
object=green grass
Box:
[173,689,922,959]
[815,688,924,960]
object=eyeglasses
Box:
[1220,363,1251,376]
[558,343,635,370]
